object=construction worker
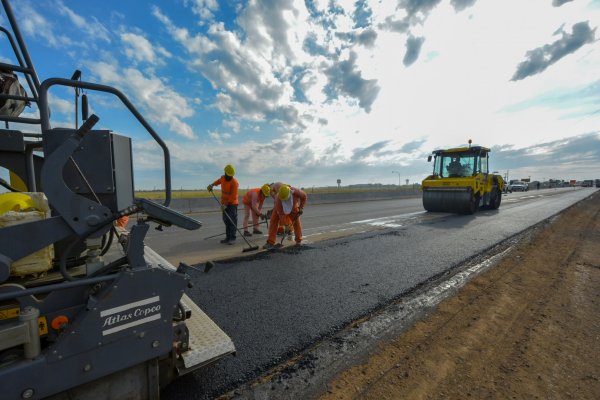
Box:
[269,182,292,236]
[269,182,284,197]
[263,185,307,249]
[242,183,270,236]
[447,157,463,177]
[207,164,239,245]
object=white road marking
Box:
[351,211,427,228]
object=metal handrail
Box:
[0,27,38,100]
[0,274,117,302]
[0,93,36,102]
[0,0,41,96]
[38,78,173,207]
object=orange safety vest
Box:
[212,176,239,205]
[243,188,265,208]
[274,187,307,215]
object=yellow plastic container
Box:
[0,192,54,277]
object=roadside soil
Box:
[321,192,600,399]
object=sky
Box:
[1,0,599,189]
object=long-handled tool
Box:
[203,220,267,240]
[209,191,259,252]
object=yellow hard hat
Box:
[0,192,38,215]
[278,185,291,201]
[261,183,270,197]
[224,164,235,177]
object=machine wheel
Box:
[464,193,479,215]
[489,188,501,210]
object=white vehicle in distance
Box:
[507,181,529,192]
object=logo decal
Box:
[100,296,161,336]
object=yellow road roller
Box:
[422,141,504,214]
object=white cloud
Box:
[48,94,73,115]
[153,0,386,137]
[16,2,73,48]
[87,61,196,139]
[120,32,172,66]
[187,0,219,24]
[56,0,111,43]
[223,119,241,133]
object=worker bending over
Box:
[263,185,307,249]
[207,164,239,245]
[243,183,270,236]
[269,182,292,236]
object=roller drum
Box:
[422,188,475,214]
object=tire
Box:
[489,188,501,210]
[464,193,479,215]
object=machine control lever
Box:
[75,113,98,137]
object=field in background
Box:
[136,186,420,200]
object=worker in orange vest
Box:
[207,164,239,245]
[242,183,270,236]
[263,185,307,249]
[269,182,292,236]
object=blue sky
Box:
[1,0,599,189]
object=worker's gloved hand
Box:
[297,208,303,216]
[207,184,213,192]
[220,204,225,212]
[266,209,273,219]
[260,213,267,220]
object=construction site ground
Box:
[320,193,600,399]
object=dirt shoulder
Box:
[321,193,600,399]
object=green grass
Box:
[135,186,418,200]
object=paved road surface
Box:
[158,188,595,399]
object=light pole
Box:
[392,171,401,188]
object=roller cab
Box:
[422,143,504,214]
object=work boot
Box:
[263,242,275,250]
[244,231,252,237]
[219,239,229,244]
[253,229,262,234]
[295,241,302,247]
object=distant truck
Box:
[582,180,594,187]
[595,179,600,188]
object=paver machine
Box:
[0,1,234,398]
[421,140,504,214]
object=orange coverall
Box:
[269,182,291,234]
[242,188,266,232]
[266,186,307,245]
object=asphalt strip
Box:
[223,236,523,399]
